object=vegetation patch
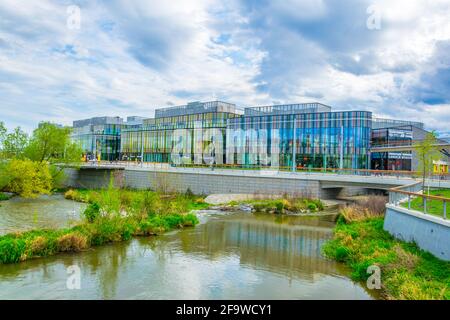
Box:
[339,195,386,223]
[323,213,450,300]
[0,192,12,201]
[236,197,324,214]
[0,185,204,264]
[0,212,199,264]
[64,187,210,215]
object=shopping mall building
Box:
[71,100,449,172]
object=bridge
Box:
[64,162,450,199]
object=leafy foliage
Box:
[0,122,82,197]
[414,131,441,189]
[3,159,52,198]
[24,122,82,165]
[0,126,28,159]
[83,202,101,223]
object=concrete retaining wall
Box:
[384,204,450,261]
[124,169,321,197]
[64,168,326,198]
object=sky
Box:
[0,0,449,137]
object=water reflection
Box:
[154,213,343,282]
[0,211,373,300]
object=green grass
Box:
[231,197,324,214]
[0,192,11,201]
[0,186,205,264]
[323,217,450,300]
[64,188,210,215]
[0,212,198,264]
[401,189,450,218]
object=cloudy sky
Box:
[0,0,449,136]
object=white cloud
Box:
[0,0,448,134]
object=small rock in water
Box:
[239,204,253,212]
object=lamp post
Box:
[292,115,297,172]
[339,125,344,170]
[140,129,144,167]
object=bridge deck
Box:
[77,163,450,190]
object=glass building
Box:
[72,116,143,161]
[119,101,371,169]
[120,101,242,163]
[227,108,372,169]
[73,100,443,172]
[370,126,414,171]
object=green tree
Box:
[414,131,440,191]
[0,121,6,147]
[1,126,28,159]
[24,122,82,186]
[3,159,52,198]
[25,122,81,164]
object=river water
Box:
[0,195,86,235]
[0,198,376,299]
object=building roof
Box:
[154,101,242,118]
[244,102,332,116]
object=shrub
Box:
[185,188,194,198]
[0,238,26,263]
[183,213,199,226]
[340,200,386,223]
[89,217,123,245]
[0,192,11,201]
[56,233,88,252]
[64,189,77,200]
[307,203,318,212]
[355,196,387,216]
[335,246,350,262]
[274,200,285,214]
[311,199,324,211]
[4,159,52,198]
[29,236,49,256]
[83,202,101,223]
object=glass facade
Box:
[121,102,241,163]
[370,126,414,171]
[226,111,372,169]
[71,116,140,161]
[72,123,123,161]
[74,101,436,171]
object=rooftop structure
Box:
[372,117,424,130]
[73,116,123,128]
[126,116,146,126]
[154,101,242,118]
[244,103,332,116]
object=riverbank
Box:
[323,216,450,299]
[0,188,205,264]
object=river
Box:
[0,194,86,235]
[0,197,377,299]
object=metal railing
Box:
[81,160,450,180]
[389,182,449,219]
